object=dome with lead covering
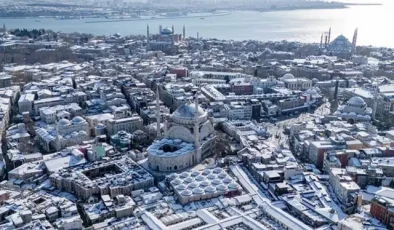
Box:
[347,96,366,106]
[223,177,232,184]
[191,171,200,177]
[176,184,187,190]
[168,173,178,180]
[180,172,190,178]
[71,116,85,124]
[228,183,239,190]
[212,179,222,185]
[172,103,207,124]
[207,174,217,180]
[192,188,204,194]
[218,172,227,178]
[184,177,194,183]
[200,180,211,187]
[58,118,70,126]
[171,178,183,185]
[181,189,192,196]
[202,169,212,175]
[205,186,216,193]
[217,184,227,191]
[188,182,199,188]
[161,27,173,35]
[213,168,223,174]
[195,175,205,181]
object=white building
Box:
[329,168,360,209]
[107,115,143,136]
[280,74,312,91]
[18,93,35,114]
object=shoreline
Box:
[84,12,231,24]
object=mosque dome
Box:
[200,180,211,187]
[347,96,366,106]
[181,189,192,196]
[176,184,187,190]
[71,116,85,124]
[172,103,207,122]
[205,186,216,193]
[58,118,70,126]
[161,27,173,35]
[281,73,295,80]
[305,89,318,95]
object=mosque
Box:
[147,92,216,172]
[334,96,372,123]
[147,25,186,53]
[320,28,358,58]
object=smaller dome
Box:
[213,168,223,174]
[334,111,341,116]
[71,116,85,123]
[176,184,187,190]
[212,179,222,185]
[161,27,173,35]
[305,89,318,95]
[218,172,227,178]
[195,175,205,181]
[180,172,190,178]
[349,112,357,116]
[78,130,87,136]
[223,177,232,184]
[96,123,105,129]
[217,184,227,191]
[192,188,204,194]
[202,169,212,175]
[281,73,295,80]
[207,174,217,180]
[191,171,200,177]
[181,189,192,196]
[168,173,178,180]
[228,183,239,190]
[184,177,194,183]
[188,182,199,188]
[205,186,216,193]
[58,118,70,126]
[171,178,183,185]
[200,180,211,187]
[348,96,365,106]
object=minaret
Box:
[171,25,175,47]
[197,32,199,40]
[155,87,161,139]
[352,28,358,54]
[147,24,150,49]
[55,121,61,151]
[183,25,186,40]
[372,81,378,120]
[194,93,200,150]
[320,33,323,49]
[324,34,328,48]
[159,25,162,34]
[328,27,331,44]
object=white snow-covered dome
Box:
[200,180,211,187]
[71,116,85,124]
[161,27,173,35]
[334,111,341,116]
[217,184,227,191]
[349,112,357,116]
[281,73,295,80]
[223,177,232,184]
[191,171,200,177]
[172,103,207,120]
[218,172,227,178]
[205,186,216,193]
[305,89,318,95]
[176,184,187,190]
[192,188,204,194]
[184,177,194,183]
[180,172,190,178]
[181,189,192,196]
[213,168,223,174]
[347,96,366,106]
[212,179,222,185]
[228,183,239,190]
[78,130,87,136]
[195,175,205,181]
[171,178,183,185]
[207,174,217,180]
[188,182,199,188]
[202,169,212,175]
[168,173,178,180]
[58,118,70,126]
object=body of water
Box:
[1,0,392,47]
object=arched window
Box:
[174,165,178,170]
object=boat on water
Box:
[200,17,205,19]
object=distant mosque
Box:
[147,25,186,53]
[334,96,372,123]
[319,27,358,58]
